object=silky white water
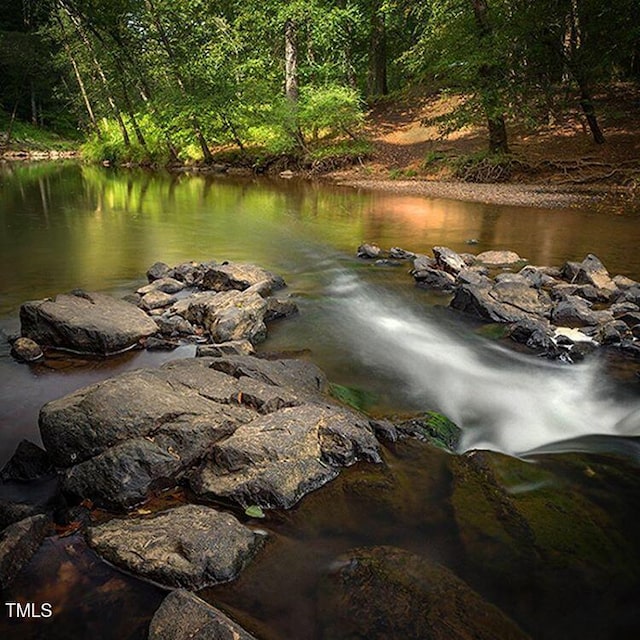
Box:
[327,272,640,455]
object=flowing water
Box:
[1,162,640,639]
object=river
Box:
[1,162,640,639]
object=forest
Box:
[1,1,639,167]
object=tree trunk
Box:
[30,83,38,126]
[285,19,299,103]
[470,0,509,154]
[578,82,605,144]
[5,100,19,144]
[368,5,388,98]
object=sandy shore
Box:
[330,176,634,209]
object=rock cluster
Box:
[358,243,640,362]
[15,259,297,360]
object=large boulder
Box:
[38,355,373,509]
[20,291,158,355]
[412,267,456,292]
[88,505,262,589]
[190,404,381,509]
[318,546,529,640]
[172,290,268,345]
[551,295,614,328]
[201,263,285,293]
[149,589,258,640]
[573,254,617,292]
[432,246,466,275]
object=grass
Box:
[0,115,79,152]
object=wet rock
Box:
[1,440,53,482]
[264,297,298,322]
[508,318,553,348]
[137,277,185,296]
[141,290,177,311]
[475,250,523,266]
[456,268,492,287]
[451,282,551,323]
[10,337,43,362]
[356,243,382,259]
[88,505,262,589]
[413,268,456,291]
[620,285,640,306]
[620,340,640,359]
[0,501,43,530]
[318,546,529,640]
[0,514,50,589]
[173,290,267,345]
[190,404,380,509]
[145,336,180,351]
[574,254,617,292]
[412,254,436,271]
[613,274,638,290]
[550,283,612,303]
[172,262,209,287]
[599,321,633,345]
[561,260,582,282]
[494,273,530,286]
[610,301,640,317]
[20,291,158,355]
[388,247,416,260]
[433,246,466,275]
[394,412,461,451]
[147,262,172,282]
[518,265,558,289]
[157,314,196,337]
[196,340,255,358]
[551,295,614,328]
[149,589,258,640]
[201,263,285,293]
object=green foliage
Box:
[244,505,266,519]
[298,85,365,137]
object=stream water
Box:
[1,162,640,639]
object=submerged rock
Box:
[10,337,44,362]
[20,291,158,355]
[318,546,530,640]
[149,589,258,640]
[0,514,50,589]
[88,504,262,589]
[1,440,53,482]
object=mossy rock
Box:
[329,383,378,412]
[318,545,530,640]
[395,411,461,451]
[451,450,640,596]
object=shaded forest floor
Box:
[328,83,640,208]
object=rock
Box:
[171,262,209,287]
[190,404,381,509]
[620,340,640,359]
[610,301,640,317]
[196,340,255,358]
[475,250,523,266]
[141,290,177,311]
[394,412,461,451]
[0,501,44,530]
[145,337,180,351]
[264,297,298,322]
[621,285,640,306]
[137,277,186,296]
[10,337,43,362]
[157,315,196,336]
[1,440,53,482]
[599,321,633,345]
[451,282,551,323]
[173,290,268,345]
[432,246,466,275]
[460,253,477,266]
[356,243,382,259]
[39,356,336,508]
[318,546,529,640]
[551,295,614,328]
[201,263,285,293]
[574,254,617,292]
[388,247,416,260]
[494,273,530,286]
[561,260,582,282]
[412,254,435,271]
[518,265,557,289]
[20,291,158,355]
[613,274,638,290]
[147,262,172,282]
[618,311,640,328]
[88,505,262,589]
[509,318,553,347]
[550,283,612,303]
[0,515,50,589]
[149,589,258,640]
[413,268,456,292]
[456,268,492,287]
